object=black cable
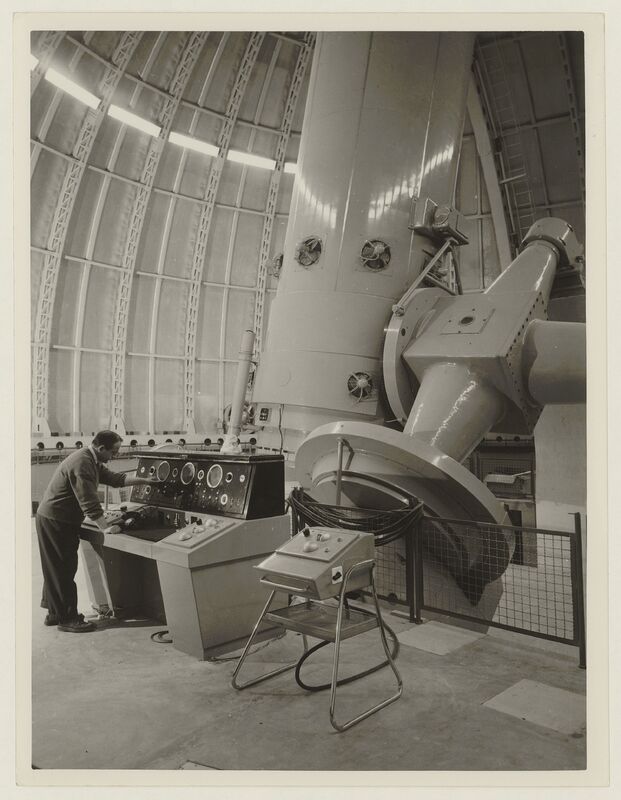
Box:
[293,614,400,692]
[150,629,173,644]
[289,488,423,547]
[150,627,287,659]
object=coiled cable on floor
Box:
[150,629,173,644]
[149,627,288,661]
[293,605,400,692]
[289,488,423,547]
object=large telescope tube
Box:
[253,32,475,452]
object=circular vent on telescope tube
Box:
[361,239,391,270]
[295,236,322,267]
[347,371,374,400]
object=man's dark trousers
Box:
[35,515,82,622]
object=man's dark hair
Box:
[92,430,123,450]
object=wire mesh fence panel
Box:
[373,539,409,605]
[417,517,582,648]
[494,534,575,639]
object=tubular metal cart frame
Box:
[231,559,403,732]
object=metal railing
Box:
[290,493,586,667]
[413,513,586,667]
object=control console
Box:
[80,449,290,660]
[130,451,284,519]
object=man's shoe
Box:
[57,616,96,633]
[45,612,85,627]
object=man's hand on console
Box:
[124,476,163,487]
[104,524,122,535]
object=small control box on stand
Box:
[232,526,403,732]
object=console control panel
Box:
[130,451,284,519]
[160,515,236,549]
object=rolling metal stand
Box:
[232,550,402,732]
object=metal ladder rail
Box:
[475,38,536,244]
[479,43,536,239]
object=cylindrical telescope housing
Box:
[403,362,506,462]
[485,217,581,298]
[522,320,586,405]
[221,329,255,453]
[397,217,583,457]
[253,32,475,450]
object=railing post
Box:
[413,516,424,624]
[573,512,586,669]
[335,437,344,506]
[404,526,415,622]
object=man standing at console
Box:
[36,430,159,633]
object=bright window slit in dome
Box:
[227,150,276,170]
[108,104,161,137]
[30,54,39,70]
[44,67,101,109]
[169,131,219,157]
[167,132,297,174]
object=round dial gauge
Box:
[207,464,223,488]
[180,462,196,485]
[156,461,170,481]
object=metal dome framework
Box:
[30,29,584,446]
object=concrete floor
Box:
[30,528,586,772]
